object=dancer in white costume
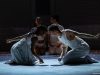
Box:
[6,26,46,65]
[48,25,100,64]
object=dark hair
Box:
[35,26,47,35]
[32,16,42,27]
[48,25,61,33]
[35,17,42,22]
[51,15,60,22]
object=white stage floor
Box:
[0,54,100,75]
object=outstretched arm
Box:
[6,33,30,43]
[63,29,100,39]
[6,27,37,43]
[75,32,100,39]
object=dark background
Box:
[0,0,100,52]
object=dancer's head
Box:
[48,25,62,36]
[50,15,60,24]
[35,26,47,36]
[28,26,47,37]
[35,17,42,26]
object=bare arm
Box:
[6,33,30,43]
[6,27,37,43]
[75,32,98,39]
[58,44,68,61]
[31,37,44,64]
[33,48,44,64]
[63,29,100,39]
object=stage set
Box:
[1,0,100,75]
[0,53,100,75]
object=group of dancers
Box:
[5,15,100,65]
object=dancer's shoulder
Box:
[62,29,78,34]
[64,29,74,32]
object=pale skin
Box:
[49,30,100,62]
[6,33,32,43]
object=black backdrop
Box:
[0,0,32,27]
[0,0,100,52]
[0,0,32,52]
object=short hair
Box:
[51,15,60,22]
[48,25,61,33]
[35,26,47,35]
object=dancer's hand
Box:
[35,59,44,64]
[39,58,44,64]
[95,33,100,39]
[6,39,12,43]
[58,57,62,62]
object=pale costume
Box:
[10,37,37,65]
[58,29,98,64]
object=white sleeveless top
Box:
[58,32,89,50]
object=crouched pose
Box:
[6,26,47,65]
[48,25,100,65]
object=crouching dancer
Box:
[5,26,47,65]
[48,25,100,65]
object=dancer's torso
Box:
[58,32,89,50]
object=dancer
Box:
[6,26,47,65]
[48,25,100,65]
[31,17,47,55]
[47,15,66,55]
